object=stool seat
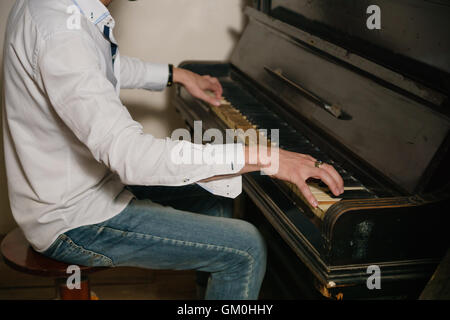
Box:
[1,228,105,278]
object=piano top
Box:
[267,0,450,96]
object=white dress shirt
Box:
[2,0,244,252]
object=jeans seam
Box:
[44,234,65,255]
[95,225,254,298]
[61,234,115,267]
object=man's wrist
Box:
[241,146,264,174]
[172,67,191,86]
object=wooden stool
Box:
[1,228,106,300]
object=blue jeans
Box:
[42,185,267,300]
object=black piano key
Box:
[280,141,311,149]
[281,145,300,152]
[241,113,274,121]
[337,171,353,180]
[225,94,258,105]
[318,178,362,188]
[236,104,263,112]
[343,181,365,188]
[248,115,279,123]
[280,134,309,143]
[279,131,306,140]
[330,164,351,175]
[285,144,314,153]
[328,189,374,200]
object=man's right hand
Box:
[273,148,344,208]
[243,146,344,208]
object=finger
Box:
[302,154,316,162]
[322,164,344,193]
[210,78,223,98]
[311,167,340,196]
[197,90,220,106]
[204,76,223,98]
[296,181,318,208]
[201,76,219,94]
[305,159,343,194]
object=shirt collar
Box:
[71,0,115,29]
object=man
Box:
[2,0,343,299]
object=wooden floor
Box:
[0,262,198,300]
[0,234,198,300]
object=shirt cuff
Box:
[143,63,169,91]
[170,142,245,187]
[204,143,245,176]
[195,143,245,199]
[197,176,242,199]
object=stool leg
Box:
[56,276,91,300]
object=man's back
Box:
[3,0,134,252]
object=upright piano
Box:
[172,0,450,299]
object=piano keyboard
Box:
[205,83,376,219]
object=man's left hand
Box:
[173,67,223,106]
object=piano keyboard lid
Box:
[230,4,450,195]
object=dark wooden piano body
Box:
[172,2,450,299]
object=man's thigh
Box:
[44,197,265,272]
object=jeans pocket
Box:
[42,234,114,267]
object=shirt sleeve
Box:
[120,55,169,91]
[37,31,244,188]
